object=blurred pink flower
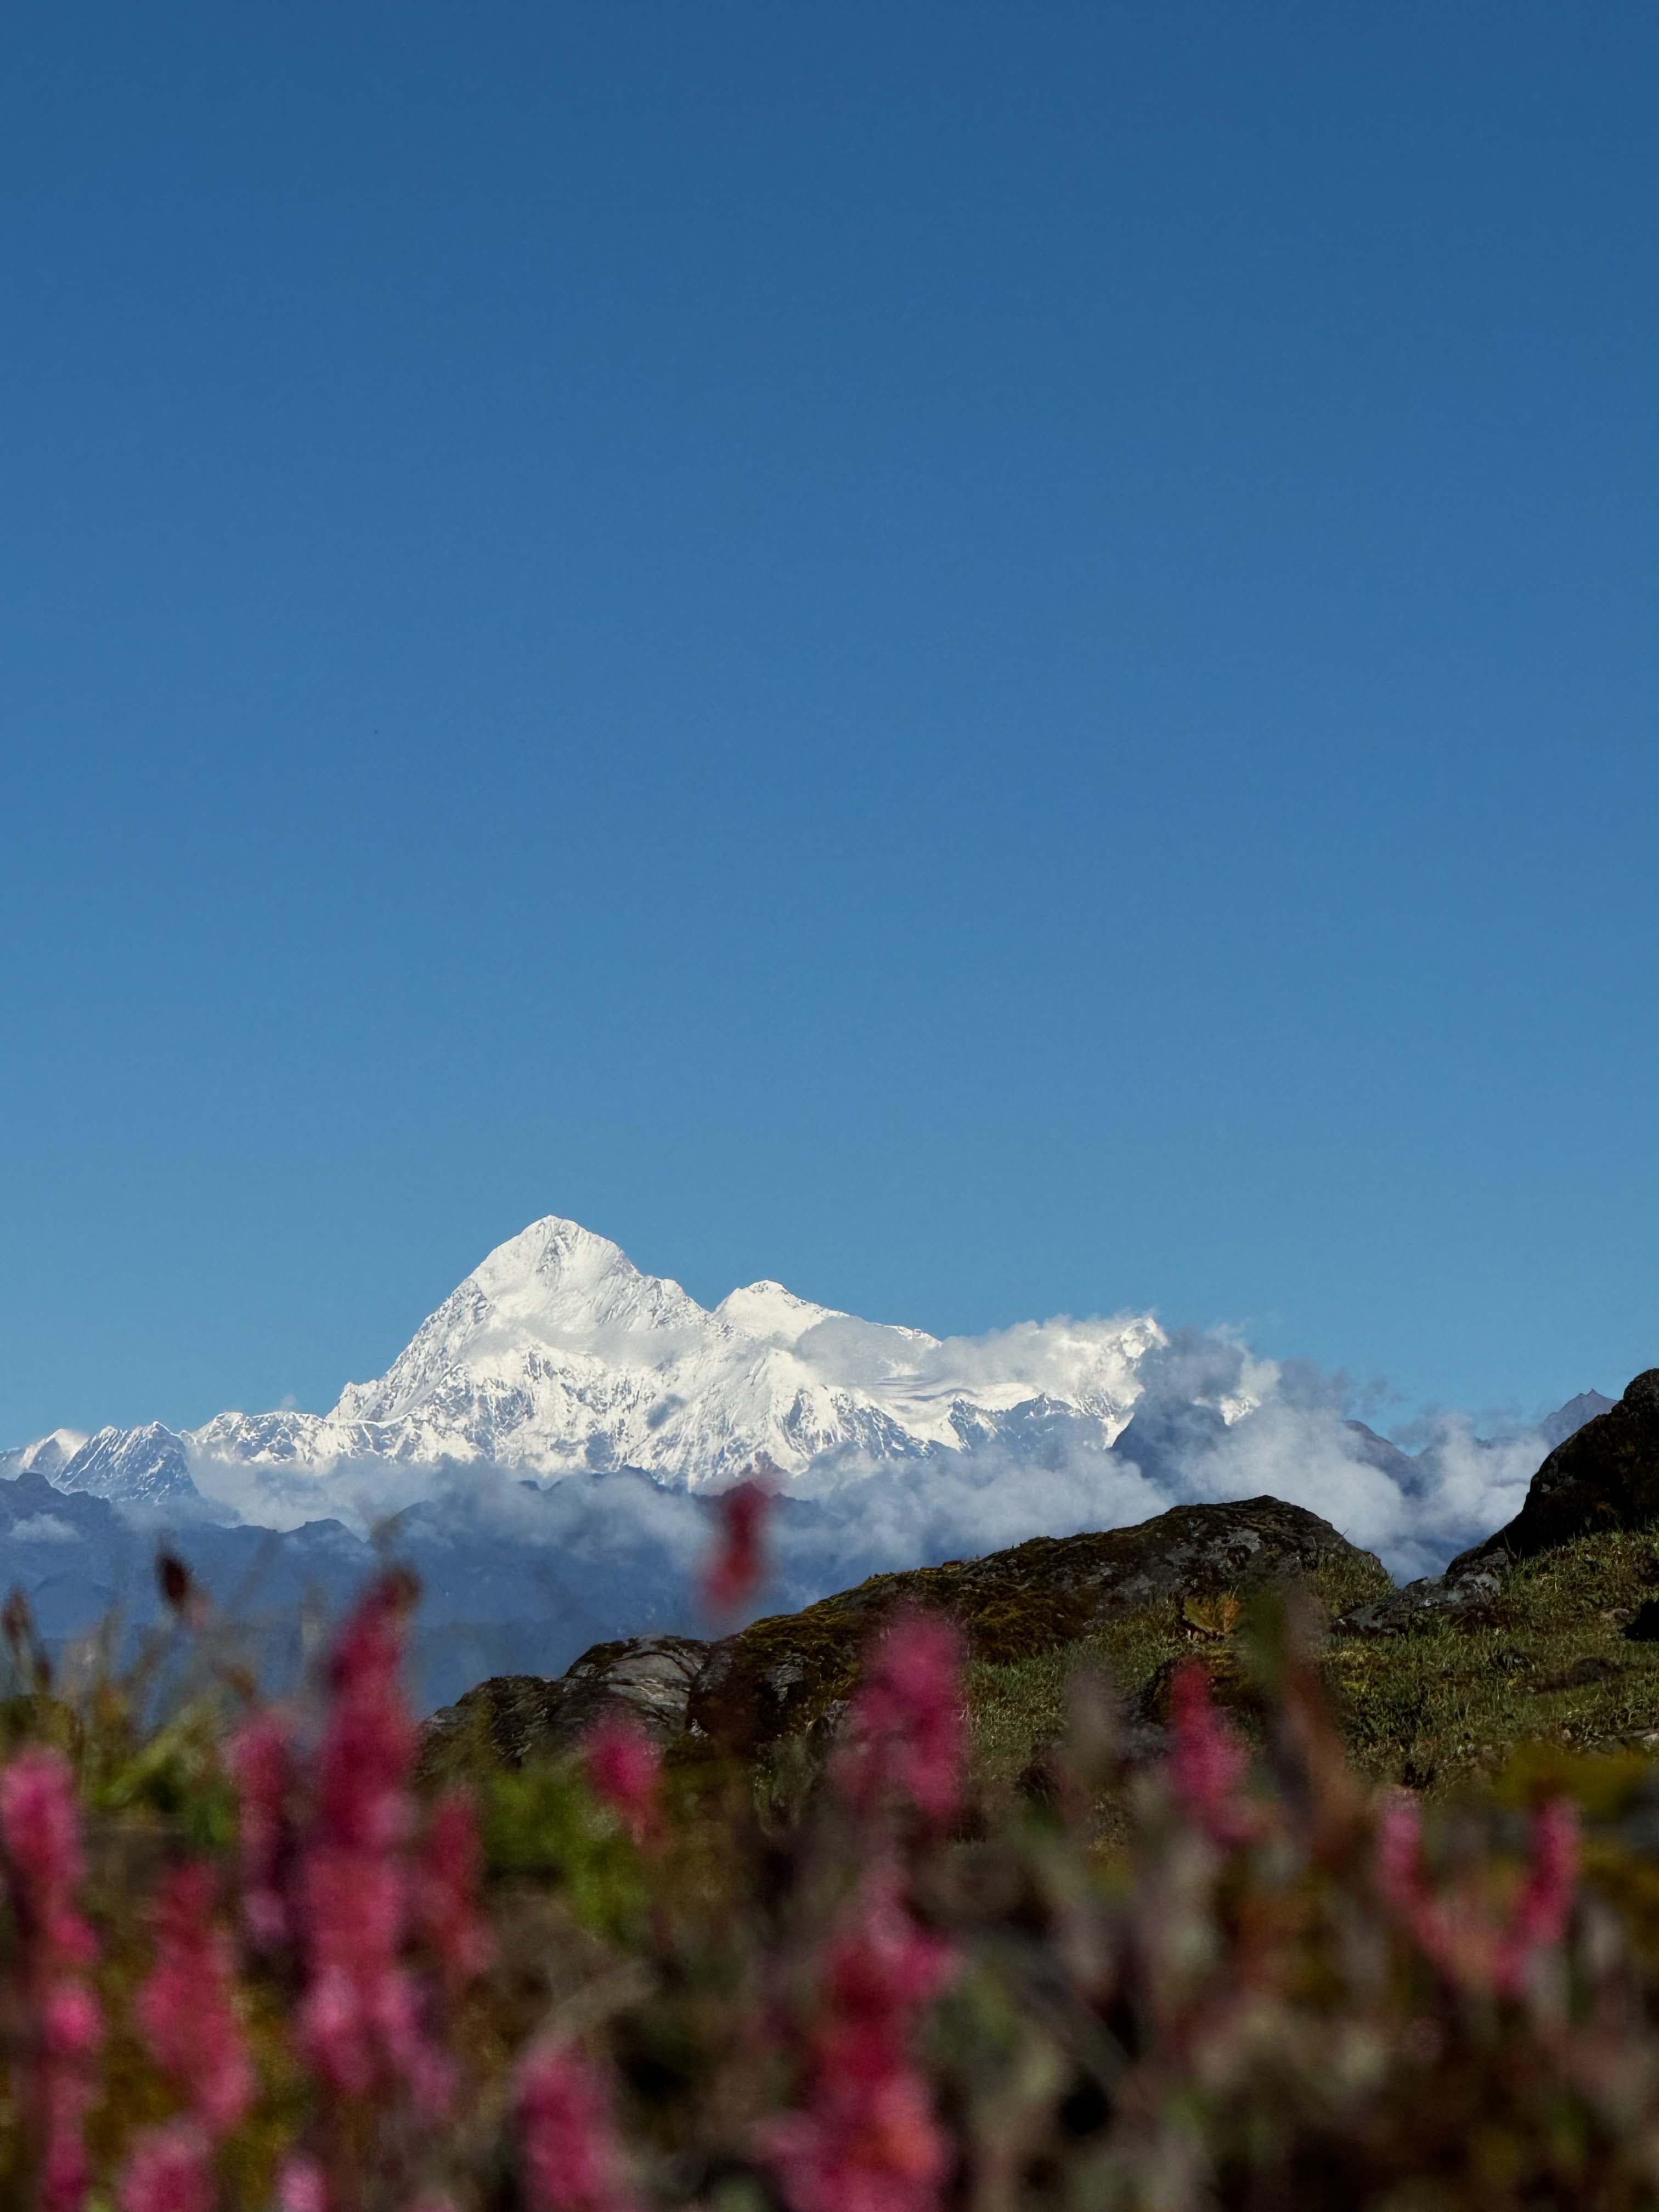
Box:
[703,1477,771,1615]
[43,1981,103,2059]
[117,2122,215,2212]
[317,1573,419,1854]
[295,1575,450,2107]
[820,1865,956,2025]
[1167,1662,1256,1848]
[584,1714,664,1847]
[1497,1796,1580,1991]
[767,2063,950,2212]
[415,1790,494,1989]
[837,1611,965,1829]
[228,1710,298,1949]
[1378,1793,1580,1996]
[136,1861,254,2137]
[275,2153,329,2212]
[0,1746,95,1965]
[515,2039,639,2212]
[0,1748,103,2212]
[764,1865,955,2212]
[299,1847,449,2104]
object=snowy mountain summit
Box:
[32,1216,1166,1509]
[193,1216,1164,1486]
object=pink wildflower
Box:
[515,2040,638,2212]
[837,1611,965,1829]
[296,1574,450,2106]
[136,1861,254,2137]
[1377,1794,1581,1996]
[704,1478,771,1615]
[0,1748,103,2212]
[414,1790,494,1990]
[819,1864,956,2032]
[584,1714,664,1848]
[1496,1796,1580,1990]
[1166,1662,1256,1848]
[117,2123,215,2212]
[275,2154,329,2212]
[317,1572,419,1853]
[768,2067,950,2212]
[228,1710,298,1948]
[300,1847,448,2103]
[0,1747,95,1964]
[765,1865,955,2212]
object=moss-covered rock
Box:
[688,1497,1389,1753]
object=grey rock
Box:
[1338,1567,1503,1638]
[420,1632,709,1774]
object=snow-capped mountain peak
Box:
[713,1280,850,1347]
[21,1215,1169,1514]
[330,1215,709,1432]
[52,1423,199,1508]
[467,1216,704,1338]
[15,1429,88,1476]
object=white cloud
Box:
[10,1514,80,1544]
[168,1323,1560,1595]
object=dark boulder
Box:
[1338,1373,1659,1637]
[1447,1369,1659,1574]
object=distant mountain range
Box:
[5,1216,1168,1513]
[0,1216,1619,1708]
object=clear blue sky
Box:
[4,0,1656,1444]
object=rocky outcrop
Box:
[1335,1372,1659,1637]
[420,1633,708,1778]
[1448,1369,1659,1574]
[688,1497,1387,1753]
[418,1497,1389,1771]
[1336,1564,1505,1637]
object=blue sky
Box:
[4,0,1656,1443]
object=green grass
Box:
[968,1527,1659,1797]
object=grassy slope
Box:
[969,1526,1659,1796]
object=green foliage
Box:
[969,1529,1659,1799]
[480,1756,650,1943]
